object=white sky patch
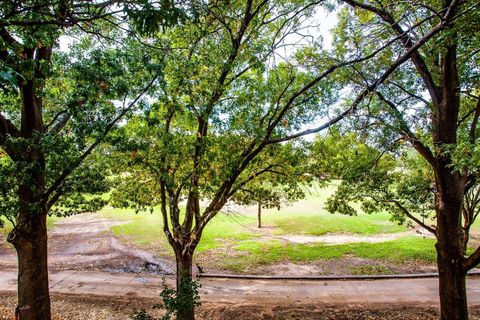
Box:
[275,7,340,142]
[275,6,338,62]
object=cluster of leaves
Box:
[155,277,202,320]
[312,128,435,227]
[130,308,154,320]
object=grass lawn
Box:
[262,183,406,235]
[104,207,257,254]
[220,236,437,272]
[91,183,441,272]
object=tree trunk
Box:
[436,243,468,320]
[257,201,262,228]
[8,136,51,320]
[8,209,51,320]
[434,162,468,320]
[436,206,468,320]
[175,250,195,320]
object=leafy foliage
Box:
[313,128,435,228]
[155,277,202,320]
[130,309,154,320]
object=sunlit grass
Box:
[221,237,437,272]
[90,182,441,273]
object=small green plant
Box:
[130,308,153,320]
[155,276,202,320]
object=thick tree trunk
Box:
[257,201,262,228]
[434,162,468,320]
[8,209,51,320]
[436,201,468,320]
[436,243,468,320]
[175,250,195,320]
[8,135,51,320]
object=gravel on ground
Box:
[1,293,480,320]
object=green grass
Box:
[222,236,437,272]
[262,184,407,235]
[472,217,480,232]
[268,210,406,236]
[105,207,256,253]
[92,182,443,272]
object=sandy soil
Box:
[2,293,480,320]
[0,214,174,275]
[276,230,431,245]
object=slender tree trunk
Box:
[175,249,195,320]
[8,204,51,320]
[257,201,262,228]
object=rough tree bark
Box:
[173,246,195,320]
[434,167,468,320]
[432,40,469,320]
[8,206,51,320]
[2,43,53,319]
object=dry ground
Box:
[2,293,480,320]
[0,213,439,276]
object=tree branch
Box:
[374,91,438,167]
[469,97,480,144]
[266,11,453,145]
[342,0,447,107]
[390,199,436,234]
[42,75,158,203]
[0,112,19,138]
[465,245,480,271]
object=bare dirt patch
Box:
[48,214,174,275]
[2,293,480,320]
[0,215,440,276]
[0,214,174,275]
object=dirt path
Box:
[0,214,174,274]
[243,221,434,245]
[1,268,480,305]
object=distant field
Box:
[2,183,467,274]
[91,183,442,274]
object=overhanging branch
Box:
[266,11,453,145]
[42,75,158,204]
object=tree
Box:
[231,143,309,228]
[0,1,183,318]
[109,0,459,318]
[108,1,375,318]
[327,1,480,318]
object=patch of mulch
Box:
[2,293,480,320]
